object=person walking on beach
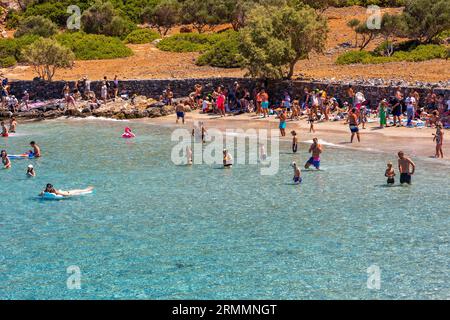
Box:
[378,99,388,128]
[398,151,415,185]
[279,110,287,137]
[1,150,11,169]
[216,88,226,117]
[261,89,269,118]
[385,162,396,185]
[291,130,298,153]
[433,122,444,158]
[348,108,360,143]
[113,75,119,99]
[405,92,416,127]
[22,91,30,110]
[391,92,403,127]
[305,138,322,170]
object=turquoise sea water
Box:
[0,119,449,299]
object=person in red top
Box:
[216,89,226,117]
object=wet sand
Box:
[139,110,450,162]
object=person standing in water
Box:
[291,131,298,153]
[1,150,11,169]
[223,149,233,168]
[9,118,17,133]
[305,138,322,170]
[186,146,193,165]
[27,164,36,177]
[348,108,360,143]
[1,121,9,137]
[291,162,302,185]
[398,151,415,185]
[384,162,396,185]
[176,103,185,124]
[433,122,444,158]
[30,141,41,158]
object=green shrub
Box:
[0,35,40,67]
[196,31,243,68]
[0,56,17,68]
[156,32,225,52]
[5,10,21,30]
[336,50,373,64]
[55,32,133,60]
[336,44,448,64]
[14,15,59,38]
[81,1,136,39]
[23,2,70,27]
[124,29,160,44]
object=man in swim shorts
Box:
[175,103,185,124]
[260,89,269,118]
[305,138,323,170]
[30,141,41,158]
[397,151,415,185]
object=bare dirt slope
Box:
[2,6,450,82]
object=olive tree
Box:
[239,3,328,79]
[23,38,74,81]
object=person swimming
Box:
[291,162,302,185]
[27,164,36,177]
[1,150,11,169]
[385,162,395,185]
[40,184,94,197]
[223,149,233,168]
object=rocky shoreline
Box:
[0,96,189,121]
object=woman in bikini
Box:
[433,123,444,158]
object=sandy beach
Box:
[141,110,450,162]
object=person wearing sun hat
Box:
[27,164,36,177]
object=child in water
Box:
[186,146,193,165]
[260,144,267,161]
[27,164,36,177]
[223,149,233,168]
[1,121,9,137]
[291,162,302,185]
[385,162,396,185]
[291,131,298,153]
[1,150,11,169]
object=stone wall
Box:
[9,78,450,107]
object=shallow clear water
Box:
[0,119,449,300]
